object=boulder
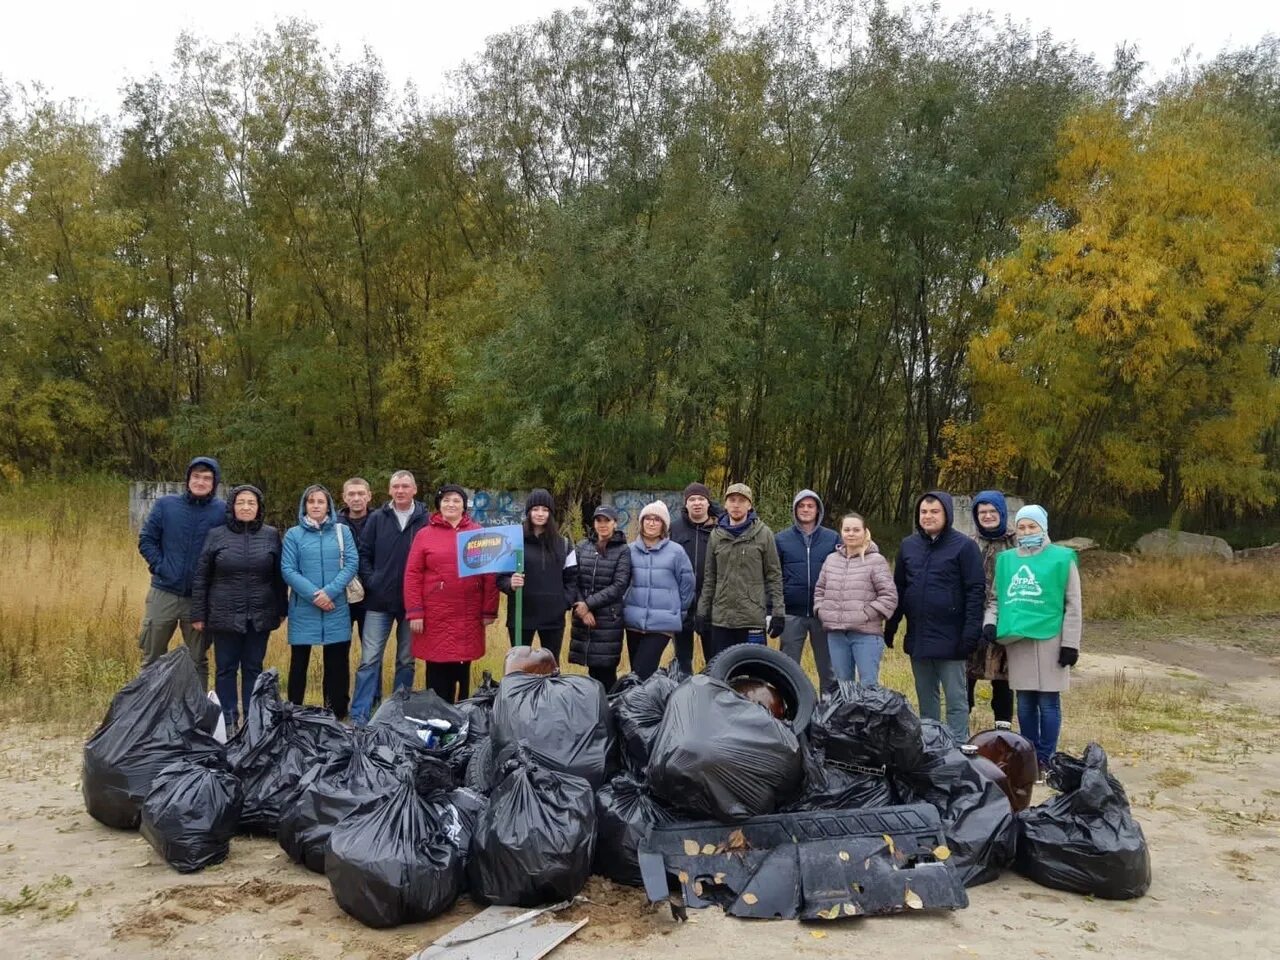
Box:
[1235,544,1280,564]
[1058,537,1098,552]
[1134,529,1233,561]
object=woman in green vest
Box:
[984,504,1080,776]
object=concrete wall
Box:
[129,481,229,531]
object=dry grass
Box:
[0,479,1264,756]
[1083,555,1280,621]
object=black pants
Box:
[507,625,564,663]
[350,602,366,642]
[703,625,753,662]
[967,675,1014,724]
[626,630,670,680]
[673,624,696,675]
[426,661,471,704]
[288,642,350,719]
[588,663,618,691]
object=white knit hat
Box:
[638,499,671,531]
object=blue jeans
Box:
[912,658,969,742]
[1017,690,1063,765]
[351,611,416,724]
[212,629,268,728]
[827,631,883,685]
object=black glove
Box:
[982,623,996,647]
[1058,647,1079,668]
[883,627,895,649]
[768,614,785,639]
[695,614,710,637]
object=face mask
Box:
[1018,534,1045,548]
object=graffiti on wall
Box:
[468,489,685,535]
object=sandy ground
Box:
[2,632,1278,960]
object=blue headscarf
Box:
[971,490,1009,540]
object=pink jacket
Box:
[813,542,898,634]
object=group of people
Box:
[137,460,1080,769]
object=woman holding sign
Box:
[497,489,575,662]
[984,504,1081,777]
[403,484,499,703]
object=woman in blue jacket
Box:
[623,501,695,679]
[281,484,359,718]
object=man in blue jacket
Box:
[350,470,427,725]
[774,489,839,692]
[136,456,226,686]
[884,490,986,741]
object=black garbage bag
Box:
[809,682,923,773]
[277,730,404,872]
[370,688,469,759]
[228,674,350,835]
[594,773,679,886]
[456,673,500,740]
[894,721,1016,887]
[448,675,501,780]
[83,649,222,829]
[610,665,681,776]
[467,744,596,906]
[448,787,487,866]
[140,754,242,873]
[1016,743,1151,900]
[325,766,465,928]
[491,673,615,789]
[786,749,897,811]
[647,674,803,821]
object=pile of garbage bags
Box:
[83,647,1150,930]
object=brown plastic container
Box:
[968,722,1038,812]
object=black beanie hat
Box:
[525,488,555,513]
[434,483,469,510]
[683,482,712,502]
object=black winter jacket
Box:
[190,487,287,635]
[357,501,428,614]
[884,491,986,660]
[566,530,632,668]
[497,530,574,631]
[669,503,723,604]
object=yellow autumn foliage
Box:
[950,84,1280,514]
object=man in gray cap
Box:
[697,482,785,661]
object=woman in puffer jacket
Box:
[281,484,360,718]
[191,484,288,729]
[622,501,694,680]
[813,513,898,685]
[567,504,632,691]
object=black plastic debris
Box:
[647,675,802,821]
[610,665,682,775]
[83,649,222,829]
[467,744,597,906]
[594,773,680,886]
[894,721,1016,887]
[490,673,615,789]
[277,730,403,872]
[809,682,924,773]
[370,688,469,761]
[1016,743,1151,900]
[227,671,349,835]
[638,804,967,920]
[325,765,464,928]
[140,754,242,873]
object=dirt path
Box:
[2,636,1277,960]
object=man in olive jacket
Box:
[696,482,786,661]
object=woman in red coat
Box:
[403,484,499,702]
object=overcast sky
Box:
[2,1,1276,116]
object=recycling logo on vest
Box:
[1007,564,1043,600]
